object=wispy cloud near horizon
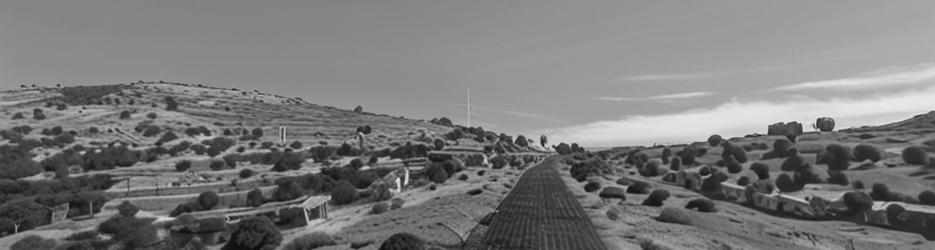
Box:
[616,73,715,82]
[543,85,935,147]
[590,91,715,102]
[772,63,935,91]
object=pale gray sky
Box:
[2,1,934,146]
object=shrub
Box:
[626,181,651,194]
[702,172,727,193]
[0,158,43,180]
[737,176,750,186]
[842,191,873,216]
[725,159,743,174]
[11,112,24,119]
[853,144,882,163]
[819,144,851,171]
[458,174,468,181]
[156,131,179,145]
[707,134,723,147]
[640,160,664,177]
[209,161,226,171]
[919,190,935,206]
[642,189,670,207]
[65,230,100,241]
[685,198,717,212]
[467,189,483,195]
[656,207,692,225]
[902,146,929,165]
[98,216,158,249]
[606,208,621,221]
[198,191,219,210]
[775,173,800,192]
[827,170,849,186]
[747,162,770,180]
[289,141,303,150]
[119,110,131,119]
[118,201,139,217]
[379,233,425,250]
[721,142,748,163]
[225,216,282,250]
[390,198,405,209]
[570,160,607,182]
[584,181,601,192]
[11,235,56,250]
[241,188,266,208]
[871,183,890,201]
[142,125,161,137]
[678,146,705,165]
[331,181,359,205]
[852,180,864,189]
[780,154,807,172]
[164,96,179,111]
[599,186,627,200]
[239,169,255,179]
[761,139,793,160]
[251,127,264,137]
[283,231,336,250]
[426,164,449,184]
[33,108,46,120]
[490,156,508,169]
[669,157,682,171]
[371,203,389,214]
[146,112,157,119]
[175,161,191,172]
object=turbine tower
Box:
[467,86,471,128]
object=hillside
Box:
[0,81,451,149]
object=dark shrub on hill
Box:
[827,170,849,186]
[678,146,705,165]
[272,152,305,172]
[347,158,365,170]
[458,174,468,181]
[142,125,161,137]
[669,157,682,171]
[640,160,665,177]
[775,173,800,192]
[737,176,750,186]
[761,139,793,160]
[583,181,601,192]
[11,112,24,119]
[155,131,179,146]
[98,216,158,249]
[0,158,44,180]
[642,189,670,207]
[599,186,627,200]
[223,154,239,168]
[698,166,711,176]
[842,191,873,216]
[781,154,807,172]
[309,146,336,163]
[210,161,226,171]
[185,126,212,137]
[627,181,651,194]
[331,181,359,205]
[819,144,852,171]
[656,207,692,225]
[337,143,361,156]
[202,137,236,157]
[902,146,929,165]
[284,231,336,250]
[661,147,672,164]
[708,134,723,147]
[371,203,389,215]
[260,141,274,149]
[225,216,282,250]
[164,96,179,111]
[33,108,46,120]
[11,235,57,250]
[426,164,449,184]
[686,198,717,212]
[146,112,157,119]
[11,125,32,135]
[119,110,131,119]
[168,141,191,156]
[0,199,50,233]
[246,188,265,207]
[726,159,743,174]
[919,190,935,206]
[853,144,882,163]
[514,135,529,147]
[432,139,444,150]
[570,160,608,182]
[722,142,748,163]
[702,171,728,193]
[379,232,425,250]
[240,169,254,179]
[750,162,770,180]
[198,191,219,210]
[42,126,63,136]
[852,180,864,189]
[118,201,140,217]
[175,161,191,172]
[553,143,573,155]
[490,156,508,169]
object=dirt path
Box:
[483,156,606,250]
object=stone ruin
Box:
[768,121,804,136]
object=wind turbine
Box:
[449,86,479,127]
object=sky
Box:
[2,1,935,147]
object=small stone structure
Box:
[767,121,804,136]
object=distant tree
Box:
[540,135,548,148]
[224,216,282,250]
[198,191,220,210]
[353,105,363,113]
[251,127,264,137]
[514,135,529,147]
[246,188,266,207]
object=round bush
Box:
[458,174,468,181]
[379,233,425,250]
[390,198,405,209]
[726,160,743,174]
[599,186,626,200]
[737,176,750,186]
[371,203,389,214]
[775,173,800,192]
[240,169,255,178]
[642,189,670,207]
[283,231,336,250]
[827,170,849,186]
[626,181,651,194]
[640,160,664,177]
[852,180,864,190]
[175,161,192,172]
[842,191,873,215]
[11,235,56,250]
[331,181,360,205]
[661,147,672,164]
[780,154,807,172]
[902,146,929,165]
[707,134,723,147]
[584,181,602,192]
[699,166,711,176]
[118,201,140,217]
[198,191,220,210]
[656,207,692,225]
[467,189,483,195]
[225,216,282,250]
[426,164,449,184]
[685,198,717,212]
[750,162,770,180]
[669,157,682,171]
[918,190,935,206]
[820,144,851,171]
[209,160,226,171]
[606,208,621,221]
[247,188,266,207]
[721,142,748,163]
[853,144,882,163]
[871,183,890,201]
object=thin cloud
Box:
[451,103,567,124]
[592,91,714,102]
[772,63,935,91]
[617,73,715,82]
[542,86,935,147]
